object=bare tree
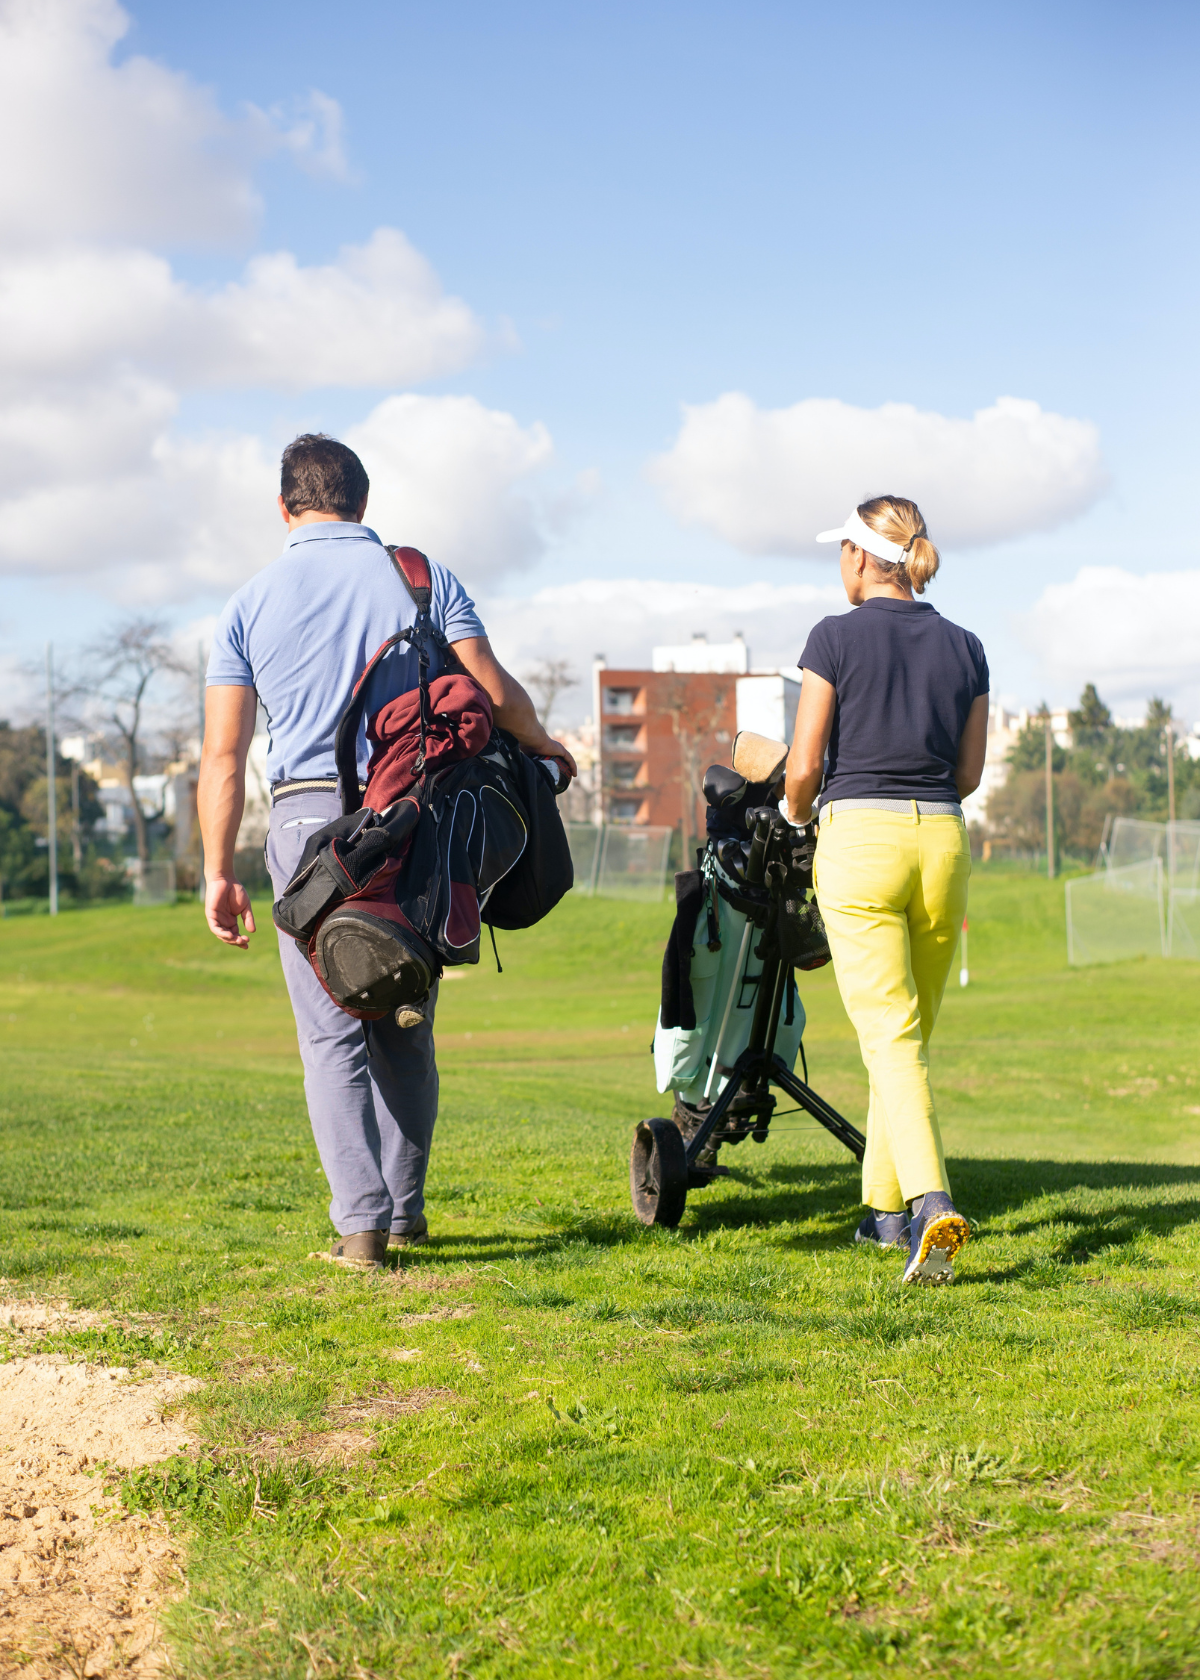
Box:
[84,618,185,865]
[523,659,578,731]
[660,675,735,861]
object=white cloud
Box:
[0,0,291,247]
[248,89,350,183]
[476,577,847,719]
[650,393,1108,555]
[201,230,482,389]
[0,426,280,600]
[0,229,483,391]
[0,393,556,604]
[348,395,554,581]
[0,2,538,613]
[1022,566,1200,719]
[0,373,176,492]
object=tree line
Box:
[986,685,1197,860]
[0,619,194,906]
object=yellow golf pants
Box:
[813,806,971,1211]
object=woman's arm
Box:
[784,670,837,823]
[956,693,990,799]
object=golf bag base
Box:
[311,903,436,1016]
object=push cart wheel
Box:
[630,1119,688,1228]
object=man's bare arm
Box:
[197,685,259,948]
[784,670,836,823]
[450,637,578,775]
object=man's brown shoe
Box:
[327,1230,388,1268]
[388,1216,429,1250]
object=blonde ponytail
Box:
[858,495,940,595]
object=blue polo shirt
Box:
[799,598,989,805]
[207,523,486,784]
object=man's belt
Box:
[270,777,340,805]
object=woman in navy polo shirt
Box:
[784,496,989,1285]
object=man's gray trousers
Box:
[266,789,437,1236]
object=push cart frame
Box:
[630,805,865,1228]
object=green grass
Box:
[2,874,1199,1678]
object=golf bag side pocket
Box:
[273,803,422,944]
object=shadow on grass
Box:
[405,1158,1200,1268]
[678,1156,1200,1258]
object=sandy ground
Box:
[0,1302,199,1678]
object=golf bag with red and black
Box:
[271,546,573,1024]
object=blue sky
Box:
[2,0,1198,723]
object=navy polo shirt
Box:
[798,598,989,805]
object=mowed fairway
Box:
[2,873,1199,1678]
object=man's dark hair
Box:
[280,433,370,518]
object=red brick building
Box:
[594,668,738,839]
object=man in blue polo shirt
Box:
[198,433,575,1268]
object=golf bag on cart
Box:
[630,731,866,1227]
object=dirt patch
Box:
[394,1305,475,1327]
[381,1271,475,1294]
[0,1300,112,1337]
[0,1354,199,1677]
[242,1385,463,1468]
[333,1386,461,1423]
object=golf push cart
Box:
[630,731,865,1228]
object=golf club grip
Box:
[745,811,773,885]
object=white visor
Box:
[815,509,909,566]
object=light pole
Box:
[1166,721,1176,825]
[45,642,58,916]
[1044,713,1055,881]
[197,641,206,898]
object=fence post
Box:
[45,642,58,917]
[1167,722,1176,825]
[1044,716,1055,881]
[590,823,605,895]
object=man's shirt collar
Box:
[283,521,383,551]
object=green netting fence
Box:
[565,823,673,903]
[1066,818,1200,965]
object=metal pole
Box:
[1166,720,1176,897]
[1167,722,1176,824]
[45,642,58,915]
[1044,716,1055,881]
[197,641,206,898]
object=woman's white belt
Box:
[820,797,963,819]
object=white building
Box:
[735,673,802,745]
[652,632,750,674]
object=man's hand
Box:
[450,637,577,776]
[533,733,578,778]
[205,873,257,949]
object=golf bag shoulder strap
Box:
[334,632,412,814]
[333,547,448,815]
[387,545,433,611]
